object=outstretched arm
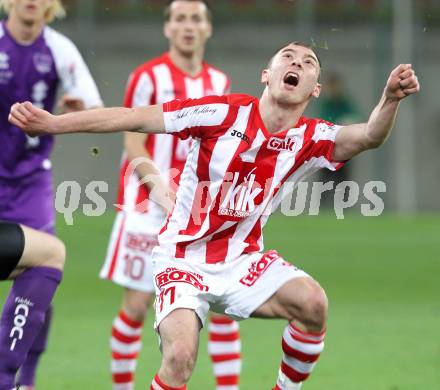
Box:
[332,64,420,161]
[8,101,165,137]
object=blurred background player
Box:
[98,1,241,389]
[0,0,102,388]
[0,221,65,390]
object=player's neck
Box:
[6,15,45,45]
[168,48,204,77]
[259,91,307,134]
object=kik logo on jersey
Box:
[218,167,263,219]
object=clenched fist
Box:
[384,64,420,101]
[9,101,55,137]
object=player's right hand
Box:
[8,101,55,136]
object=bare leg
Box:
[154,309,201,388]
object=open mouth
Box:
[283,72,299,87]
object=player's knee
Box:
[44,237,66,271]
[123,292,152,322]
[163,340,197,382]
[299,279,328,330]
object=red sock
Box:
[111,311,143,389]
[150,374,187,390]
[275,324,325,389]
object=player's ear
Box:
[163,22,171,40]
[312,82,321,98]
[261,69,269,85]
[206,20,213,40]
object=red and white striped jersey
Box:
[116,52,230,216]
[156,94,345,264]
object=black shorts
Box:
[0,221,25,280]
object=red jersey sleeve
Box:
[308,118,346,171]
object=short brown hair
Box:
[267,41,322,70]
[164,0,212,22]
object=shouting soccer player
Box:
[9,42,420,390]
[0,0,102,388]
[99,1,241,389]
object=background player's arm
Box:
[57,95,103,113]
[57,95,88,112]
[333,64,419,161]
[125,132,175,213]
[53,33,103,113]
[9,102,165,137]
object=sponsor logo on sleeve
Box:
[172,105,218,121]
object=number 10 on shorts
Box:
[123,253,145,281]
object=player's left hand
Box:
[9,101,56,136]
[57,95,86,113]
[384,64,420,101]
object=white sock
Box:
[277,369,303,390]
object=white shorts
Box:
[100,211,165,292]
[152,250,310,329]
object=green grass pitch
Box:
[1,213,439,389]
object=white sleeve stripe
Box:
[311,122,342,143]
[163,103,230,134]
